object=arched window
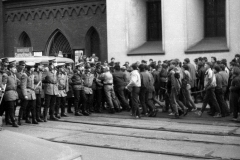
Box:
[45,30,72,58]
[19,32,31,47]
[85,27,101,60]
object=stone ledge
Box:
[185,37,229,54]
[128,41,164,56]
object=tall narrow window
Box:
[205,0,226,37]
[147,0,162,41]
[19,32,31,47]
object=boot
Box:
[49,115,59,121]
[36,109,44,122]
[12,121,19,127]
[82,111,89,116]
[32,119,39,124]
[75,112,83,116]
[43,108,49,122]
[25,118,31,124]
[61,113,68,117]
[55,114,61,119]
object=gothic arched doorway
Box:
[85,27,101,60]
[19,32,31,47]
[45,30,72,58]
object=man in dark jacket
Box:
[113,64,130,111]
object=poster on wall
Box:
[14,47,33,57]
[74,50,84,63]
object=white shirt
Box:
[127,70,141,88]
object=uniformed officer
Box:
[0,58,10,125]
[71,63,86,116]
[3,61,19,127]
[33,62,44,122]
[42,59,59,121]
[18,62,38,125]
[16,61,26,120]
[65,62,74,113]
[55,63,68,118]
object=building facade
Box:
[1,0,240,64]
[0,0,107,61]
[107,0,240,64]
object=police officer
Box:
[65,62,74,113]
[3,61,19,127]
[42,59,59,121]
[33,62,44,122]
[18,62,38,125]
[55,63,68,118]
[71,63,86,116]
[0,58,10,125]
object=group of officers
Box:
[0,53,240,128]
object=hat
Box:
[8,62,16,68]
[65,62,72,66]
[19,61,26,66]
[9,60,16,65]
[57,63,65,68]
[1,58,9,64]
[26,62,35,67]
[35,62,43,67]
[49,59,56,64]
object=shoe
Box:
[213,113,222,118]
[55,114,61,119]
[183,110,188,116]
[32,120,39,124]
[67,109,73,113]
[25,119,31,124]
[75,112,83,116]
[169,112,174,116]
[195,111,202,117]
[17,120,21,126]
[178,110,183,117]
[5,120,13,125]
[191,108,198,112]
[231,118,238,122]
[12,122,19,127]
[108,108,115,114]
[174,114,180,119]
[61,113,68,117]
[152,110,158,117]
[37,118,44,122]
[49,115,59,121]
[82,111,90,116]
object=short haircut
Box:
[150,63,156,69]
[211,57,217,62]
[182,64,189,71]
[213,65,221,72]
[184,58,190,63]
[114,64,121,71]
[219,64,225,71]
[138,64,145,72]
[170,60,177,66]
[205,62,212,68]
[111,57,115,60]
[131,63,138,70]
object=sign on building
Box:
[14,47,33,57]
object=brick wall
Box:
[2,0,107,61]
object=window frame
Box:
[147,0,162,41]
[204,0,226,37]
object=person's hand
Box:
[24,96,28,100]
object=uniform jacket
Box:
[57,71,68,97]
[82,73,94,94]
[20,72,36,100]
[16,70,25,99]
[0,70,8,97]
[33,70,43,95]
[71,70,83,90]
[4,72,18,101]
[43,69,58,95]
[65,68,74,97]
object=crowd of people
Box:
[0,53,240,128]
